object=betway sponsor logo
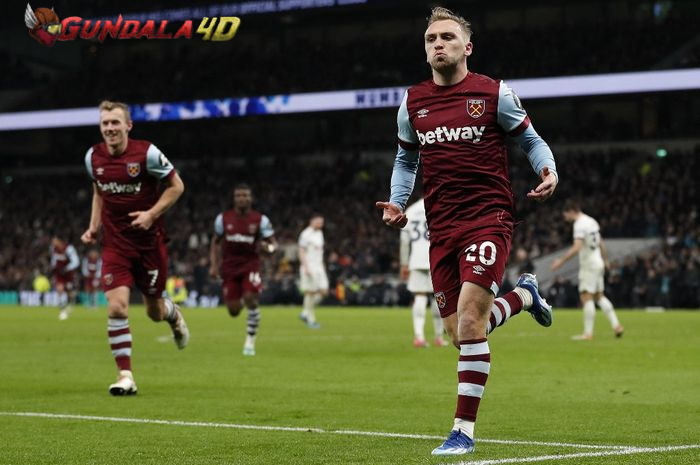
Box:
[416,126,485,145]
[96,180,142,194]
[226,233,255,244]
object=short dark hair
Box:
[233,183,251,192]
[563,199,581,212]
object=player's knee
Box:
[142,299,164,322]
[243,296,258,309]
[445,326,460,348]
[107,299,128,318]
[227,302,243,317]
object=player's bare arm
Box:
[551,237,584,270]
[375,201,408,229]
[527,167,558,202]
[600,238,610,269]
[209,235,221,279]
[130,172,185,230]
[81,183,103,244]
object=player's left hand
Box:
[129,210,155,230]
[527,167,557,202]
[375,201,408,229]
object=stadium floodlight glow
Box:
[0,68,699,131]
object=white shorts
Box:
[407,269,433,294]
[578,267,604,294]
[300,267,329,293]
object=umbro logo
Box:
[417,108,429,118]
[473,265,485,275]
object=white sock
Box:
[597,296,620,329]
[303,294,316,323]
[513,287,533,309]
[245,334,256,347]
[583,300,595,336]
[163,298,178,324]
[430,299,444,338]
[453,418,475,438]
[412,295,427,340]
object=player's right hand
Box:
[81,227,97,245]
[375,201,408,229]
[209,266,219,279]
[551,258,563,271]
[400,265,409,281]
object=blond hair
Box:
[99,100,131,122]
[427,7,472,40]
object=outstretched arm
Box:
[209,235,221,279]
[551,239,583,271]
[377,90,419,229]
[498,81,558,202]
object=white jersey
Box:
[401,199,430,271]
[298,226,325,270]
[573,213,604,271]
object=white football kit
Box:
[401,199,433,294]
[574,213,605,293]
[298,226,328,292]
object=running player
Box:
[82,100,189,396]
[210,184,277,356]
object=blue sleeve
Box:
[146,144,175,179]
[498,81,558,180]
[66,245,80,272]
[85,148,94,180]
[511,125,558,181]
[214,214,224,236]
[389,145,419,212]
[260,215,275,239]
[389,91,420,212]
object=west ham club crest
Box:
[126,162,141,177]
[467,99,485,119]
[434,291,446,309]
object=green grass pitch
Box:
[0,305,698,465]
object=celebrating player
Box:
[81,248,102,308]
[81,100,189,396]
[50,236,79,320]
[210,184,277,356]
[400,198,447,347]
[551,200,624,339]
[298,213,328,329]
[376,7,558,455]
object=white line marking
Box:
[0,411,630,450]
[447,444,700,465]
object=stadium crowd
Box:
[1,146,698,308]
[3,3,699,112]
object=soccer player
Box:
[298,214,328,329]
[81,248,102,307]
[400,198,447,347]
[210,184,277,356]
[50,236,79,320]
[81,100,189,396]
[551,200,624,340]
[375,8,558,455]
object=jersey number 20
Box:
[464,241,497,266]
